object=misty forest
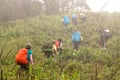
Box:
[0,0,120,80]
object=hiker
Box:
[52,40,59,55]
[41,42,53,58]
[72,13,78,25]
[52,38,63,55]
[15,43,34,70]
[72,30,81,53]
[62,16,70,27]
[99,29,112,49]
[80,12,86,22]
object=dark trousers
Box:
[17,62,29,70]
[44,52,53,58]
[72,18,77,25]
[58,48,63,55]
[73,41,80,50]
[100,37,109,48]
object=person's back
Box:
[16,48,28,65]
[52,40,59,55]
[72,13,77,19]
[72,31,81,51]
[63,16,70,26]
[80,12,86,22]
[52,39,63,55]
[72,13,78,25]
[104,30,112,40]
[15,43,34,70]
[55,40,59,49]
[99,29,112,49]
[42,42,53,58]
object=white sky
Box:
[86,0,120,12]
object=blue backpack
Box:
[63,16,70,25]
[72,13,77,19]
[72,32,81,42]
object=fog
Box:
[0,0,90,21]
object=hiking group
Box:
[15,12,112,71]
[15,29,112,71]
[61,12,112,50]
[61,12,86,27]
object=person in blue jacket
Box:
[62,16,70,27]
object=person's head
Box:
[52,40,56,44]
[26,43,32,49]
[58,38,62,42]
[99,28,104,33]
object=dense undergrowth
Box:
[0,12,120,80]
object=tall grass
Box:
[0,12,120,80]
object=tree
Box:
[43,0,90,15]
[0,0,42,21]
[43,0,59,15]
[0,0,90,21]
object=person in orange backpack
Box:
[52,38,63,55]
[16,43,34,70]
[52,40,59,55]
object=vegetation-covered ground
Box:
[0,12,120,80]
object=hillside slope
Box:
[0,12,120,80]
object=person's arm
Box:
[81,36,83,41]
[30,55,34,65]
[53,45,58,54]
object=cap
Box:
[105,29,110,32]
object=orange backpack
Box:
[55,40,60,49]
[15,48,28,64]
